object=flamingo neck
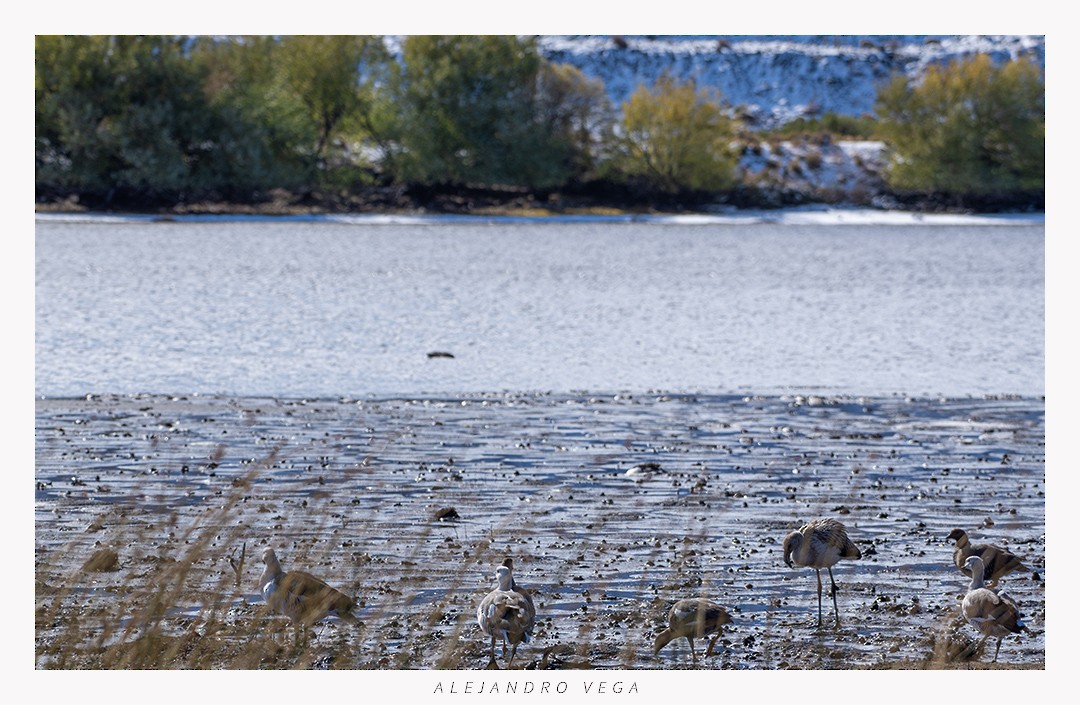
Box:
[261,554,283,589]
[792,533,810,564]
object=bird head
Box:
[947,528,967,542]
[652,634,665,656]
[964,555,985,576]
[782,532,800,568]
[261,548,277,565]
[495,565,512,590]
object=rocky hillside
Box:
[531,35,1044,209]
[537,35,1045,127]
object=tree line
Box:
[35,35,1044,210]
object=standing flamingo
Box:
[782,518,861,627]
[476,557,536,669]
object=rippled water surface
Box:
[35,220,1044,398]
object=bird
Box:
[653,598,733,664]
[782,517,862,627]
[258,548,360,630]
[961,555,1027,662]
[476,557,536,669]
[947,528,1029,587]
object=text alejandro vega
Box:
[433,681,639,695]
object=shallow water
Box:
[35,220,1044,398]
[34,392,1045,669]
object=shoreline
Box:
[35,389,1047,402]
[35,205,1046,227]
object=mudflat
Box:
[35,392,1045,669]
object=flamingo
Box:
[476,557,536,669]
[653,598,733,664]
[782,517,861,627]
[961,555,1027,662]
[259,548,359,632]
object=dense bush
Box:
[37,36,203,202]
[380,35,614,190]
[615,75,738,193]
[875,54,1044,197]
[36,36,311,203]
[275,36,392,172]
[534,61,616,182]
[36,36,396,204]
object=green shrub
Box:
[36,36,319,203]
[875,54,1044,197]
[382,36,592,190]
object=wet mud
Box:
[34,392,1045,669]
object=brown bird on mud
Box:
[947,528,1029,587]
[258,548,360,629]
[782,517,862,628]
[961,555,1028,662]
[476,557,535,669]
[653,598,733,664]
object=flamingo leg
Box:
[706,632,720,658]
[828,567,841,627]
[488,635,499,669]
[993,638,1003,662]
[508,642,519,668]
[972,634,989,660]
[815,568,824,627]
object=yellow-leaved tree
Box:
[617,75,738,193]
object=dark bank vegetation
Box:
[35,35,1044,214]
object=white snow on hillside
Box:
[381,35,1044,127]
[542,34,1041,206]
[380,35,1043,206]
[738,138,889,207]
[537,34,1045,126]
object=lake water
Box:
[34,216,1045,399]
